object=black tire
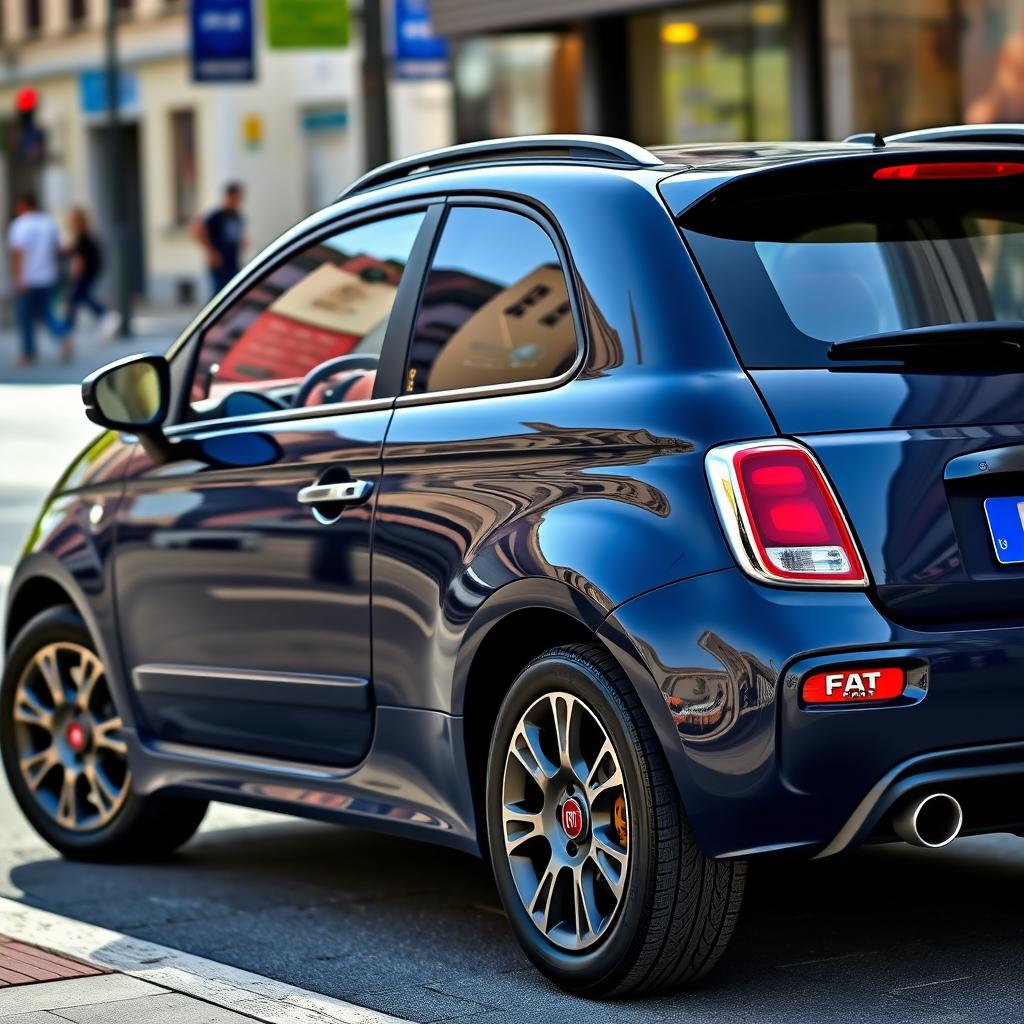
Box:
[1,605,207,862]
[486,642,745,997]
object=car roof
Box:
[652,141,867,169]
[339,137,880,199]
[337,131,1024,209]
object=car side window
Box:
[189,211,426,419]
[404,206,579,395]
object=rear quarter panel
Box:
[371,168,776,714]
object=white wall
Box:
[390,77,454,160]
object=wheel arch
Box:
[461,604,592,849]
[4,555,130,730]
[4,573,76,650]
[455,578,689,855]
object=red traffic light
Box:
[15,87,38,114]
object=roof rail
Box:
[843,132,886,147]
[845,124,1024,146]
[338,134,662,199]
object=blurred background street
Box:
[3,0,1024,343]
[4,0,1024,1020]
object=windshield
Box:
[682,188,1024,367]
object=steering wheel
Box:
[292,353,380,408]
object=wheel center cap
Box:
[561,797,586,841]
[65,721,86,754]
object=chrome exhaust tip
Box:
[892,792,963,848]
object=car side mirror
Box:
[82,354,170,433]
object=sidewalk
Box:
[0,931,256,1022]
[0,900,407,1024]
[0,964,253,1023]
[0,305,196,387]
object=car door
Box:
[112,203,440,767]
[369,200,586,711]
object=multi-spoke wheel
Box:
[13,642,129,832]
[2,605,208,861]
[501,691,629,950]
[487,642,746,998]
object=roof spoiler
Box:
[662,139,1024,222]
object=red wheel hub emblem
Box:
[66,722,86,753]
[561,798,584,840]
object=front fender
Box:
[5,429,134,723]
[5,548,134,733]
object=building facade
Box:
[0,0,452,305]
[435,0,1024,146]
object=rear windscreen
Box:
[682,186,1024,367]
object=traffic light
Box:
[15,86,46,163]
[16,87,37,115]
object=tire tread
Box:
[518,641,745,997]
[2,605,207,863]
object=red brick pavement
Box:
[0,933,107,988]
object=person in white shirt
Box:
[8,193,70,366]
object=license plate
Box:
[983,496,1024,564]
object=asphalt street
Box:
[1,348,1024,1022]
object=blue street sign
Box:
[394,0,448,78]
[191,0,256,83]
[79,69,139,116]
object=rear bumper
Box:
[604,567,1024,859]
[816,739,1024,857]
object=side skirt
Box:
[126,705,480,856]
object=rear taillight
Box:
[873,161,1024,180]
[706,440,868,586]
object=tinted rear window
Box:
[682,183,1024,367]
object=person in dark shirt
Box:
[62,206,121,344]
[193,182,246,295]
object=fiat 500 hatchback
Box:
[8,129,1024,997]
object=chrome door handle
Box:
[297,479,374,506]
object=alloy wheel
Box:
[12,642,129,832]
[500,691,630,951]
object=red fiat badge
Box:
[66,722,85,753]
[561,798,584,840]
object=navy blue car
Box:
[6,128,1024,996]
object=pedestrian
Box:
[7,193,69,366]
[192,182,246,296]
[62,206,122,344]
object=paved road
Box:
[1,370,1024,1023]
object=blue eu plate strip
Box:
[983,496,1024,564]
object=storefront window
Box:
[453,33,582,141]
[962,1,1024,122]
[629,2,790,145]
[824,0,1024,137]
[823,0,959,138]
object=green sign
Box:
[265,0,348,48]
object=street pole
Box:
[104,0,132,338]
[361,0,391,171]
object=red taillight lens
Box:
[802,667,905,705]
[706,441,868,585]
[873,162,1024,180]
